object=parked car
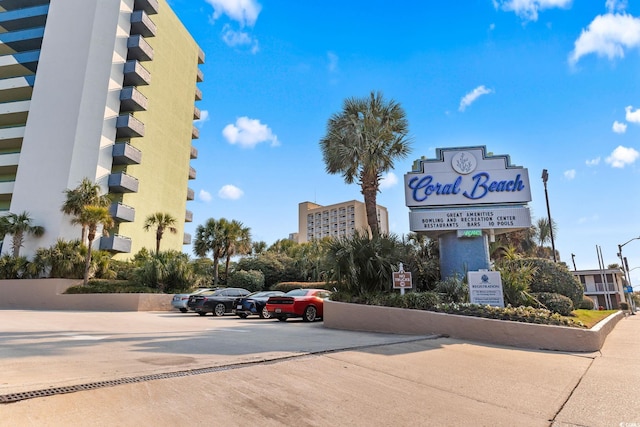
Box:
[171,288,215,313]
[265,288,332,322]
[188,288,251,316]
[235,290,286,319]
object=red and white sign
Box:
[393,271,412,289]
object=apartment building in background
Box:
[572,268,626,310]
[297,200,389,243]
[0,0,203,259]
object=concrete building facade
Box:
[297,200,389,243]
[0,0,203,258]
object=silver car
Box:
[171,288,215,313]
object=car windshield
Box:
[284,289,309,297]
[199,289,222,297]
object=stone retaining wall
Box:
[0,279,172,311]
[324,300,622,352]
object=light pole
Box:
[618,236,640,313]
[541,169,557,262]
[571,253,576,271]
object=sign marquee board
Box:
[468,271,504,308]
[405,147,532,208]
[409,207,531,232]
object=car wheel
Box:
[303,306,317,322]
[213,303,226,317]
[237,313,248,319]
[179,308,188,313]
[260,306,271,319]
[198,312,207,316]
[277,316,287,322]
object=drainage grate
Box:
[0,361,256,404]
[1,336,439,404]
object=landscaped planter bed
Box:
[323,300,622,352]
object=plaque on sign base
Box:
[467,271,504,308]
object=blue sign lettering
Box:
[463,173,525,200]
[408,176,461,201]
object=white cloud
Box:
[564,169,576,180]
[625,105,640,123]
[489,23,496,31]
[194,110,209,128]
[459,85,493,112]
[199,190,212,202]
[218,184,244,200]
[606,0,628,13]
[493,0,572,22]
[327,51,339,73]
[222,117,280,148]
[205,0,261,27]
[613,120,627,133]
[569,13,640,65]
[222,25,259,53]
[379,172,398,190]
[578,214,599,224]
[605,145,639,168]
[586,157,601,166]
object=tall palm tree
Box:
[222,219,251,278]
[62,178,110,243]
[143,212,178,254]
[71,206,114,286]
[193,218,227,286]
[320,91,411,236]
[1,211,45,257]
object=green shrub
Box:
[577,295,596,310]
[531,292,574,316]
[434,276,468,303]
[273,281,333,292]
[620,302,629,311]
[227,269,265,292]
[496,259,536,306]
[65,279,157,294]
[501,258,583,306]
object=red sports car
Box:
[265,288,332,322]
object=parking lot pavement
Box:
[2,310,639,426]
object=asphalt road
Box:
[1,310,639,426]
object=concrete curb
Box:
[323,299,623,352]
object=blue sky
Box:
[169,0,640,285]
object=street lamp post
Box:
[618,236,640,314]
[571,253,576,271]
[541,169,557,262]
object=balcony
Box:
[130,10,156,38]
[183,233,192,245]
[0,99,29,127]
[0,4,49,32]
[188,166,196,180]
[0,152,19,167]
[196,68,204,83]
[108,172,139,193]
[186,187,194,200]
[193,105,201,120]
[109,202,135,222]
[112,142,141,165]
[191,126,199,139]
[194,87,202,101]
[197,48,205,64]
[123,60,150,86]
[0,75,34,103]
[185,210,193,223]
[0,0,50,12]
[116,114,144,138]
[0,50,40,79]
[190,145,198,159]
[127,35,153,62]
[0,26,44,55]
[133,0,159,15]
[99,234,132,253]
[0,126,25,148]
[0,180,14,196]
[119,86,148,112]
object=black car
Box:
[188,288,250,316]
[235,290,286,319]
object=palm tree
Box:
[71,206,114,286]
[193,218,227,286]
[143,212,178,254]
[62,178,110,243]
[320,91,411,236]
[1,211,45,257]
[222,219,251,279]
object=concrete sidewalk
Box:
[1,311,639,426]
